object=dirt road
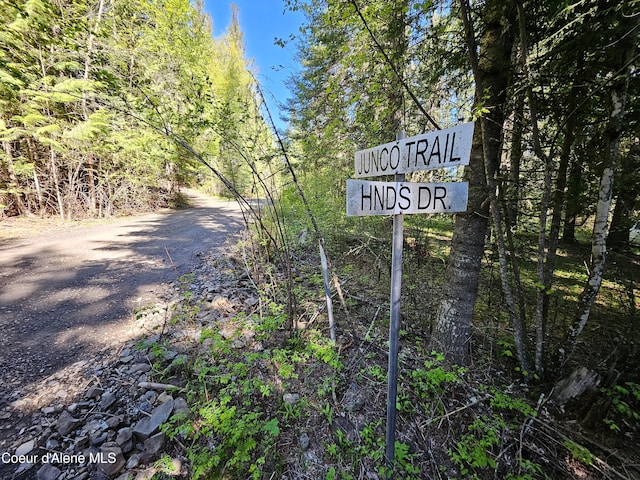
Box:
[0,191,243,404]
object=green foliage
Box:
[448,387,538,478]
[0,0,273,217]
[563,439,594,466]
[152,275,347,479]
[601,382,640,432]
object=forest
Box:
[1,0,639,478]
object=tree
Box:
[570,7,639,346]
[431,0,521,366]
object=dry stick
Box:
[320,242,336,342]
[251,75,322,244]
[332,272,349,316]
[531,417,635,480]
[251,74,340,334]
[164,246,177,272]
[427,394,491,429]
[138,381,183,391]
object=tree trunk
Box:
[431,0,516,365]
[431,125,489,364]
[2,140,28,216]
[49,146,64,219]
[562,160,582,243]
[570,36,636,347]
[608,141,639,249]
[501,93,524,229]
[82,0,104,215]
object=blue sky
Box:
[203,1,306,132]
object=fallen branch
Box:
[138,381,183,391]
[422,394,492,428]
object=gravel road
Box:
[0,191,243,405]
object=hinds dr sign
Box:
[354,122,473,178]
[346,180,468,216]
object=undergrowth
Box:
[138,269,557,479]
[132,210,639,478]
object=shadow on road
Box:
[0,197,243,411]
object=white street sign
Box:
[346,179,468,216]
[354,122,474,178]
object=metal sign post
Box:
[385,132,405,476]
[346,122,473,478]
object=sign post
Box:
[385,132,405,473]
[347,122,473,478]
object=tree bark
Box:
[562,160,582,243]
[431,124,489,364]
[431,0,516,365]
[608,141,639,249]
[570,35,636,347]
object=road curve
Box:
[0,191,243,405]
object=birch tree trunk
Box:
[570,38,636,347]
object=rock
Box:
[41,406,56,415]
[331,416,358,443]
[157,392,173,404]
[116,427,133,453]
[84,419,106,432]
[74,435,89,450]
[90,431,108,446]
[56,410,82,436]
[283,393,300,405]
[126,453,142,469]
[132,399,174,441]
[140,390,157,403]
[14,461,35,476]
[85,387,104,400]
[139,401,152,413]
[36,464,62,480]
[15,439,35,456]
[105,415,123,429]
[163,350,178,361]
[172,397,190,418]
[209,296,234,314]
[45,439,59,450]
[342,383,366,412]
[143,432,166,456]
[299,432,310,450]
[97,445,125,476]
[245,296,259,307]
[119,354,134,364]
[99,392,117,410]
[129,363,151,374]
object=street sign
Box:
[354,122,473,178]
[346,179,468,216]
[346,125,473,479]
